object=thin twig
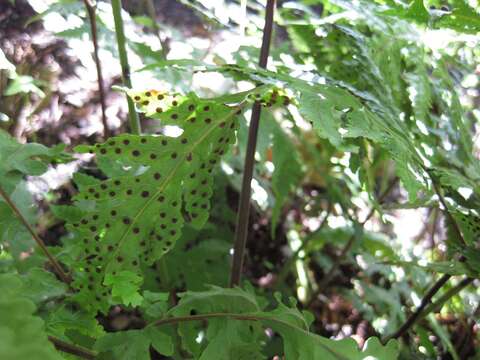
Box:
[83,0,109,139]
[0,187,72,284]
[143,0,167,58]
[48,336,97,359]
[111,0,141,134]
[384,273,451,342]
[420,277,474,318]
[230,0,276,287]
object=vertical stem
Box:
[230,0,276,287]
[111,0,141,135]
[0,187,72,284]
[84,0,109,139]
[143,0,167,58]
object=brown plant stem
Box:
[420,276,474,318]
[48,336,97,359]
[384,273,451,342]
[230,0,276,287]
[83,0,109,139]
[143,0,167,58]
[384,173,470,342]
[0,187,71,284]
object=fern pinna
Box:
[68,87,286,311]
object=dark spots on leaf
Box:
[192,202,197,207]
[201,179,207,185]
[171,114,178,120]
[191,190,197,195]
[209,159,217,164]
[90,226,97,232]
[186,153,193,161]
[126,189,133,195]
[81,219,88,225]
[109,191,116,197]
[95,193,100,199]
[202,192,208,198]
[170,230,176,236]
[88,285,93,290]
[150,153,157,160]
[108,245,114,251]
[123,139,130,145]
[191,213,198,218]
[134,96,141,101]
[161,224,166,229]
[83,239,88,244]
[201,204,208,209]
[88,188,95,193]
[93,215,99,220]
[114,180,121,186]
[135,178,140,183]
[158,195,165,202]
[140,240,146,247]
[141,138,147,144]
[115,148,122,154]
[132,150,140,157]
[172,201,178,207]
[142,100,149,106]
[101,184,107,190]
[171,218,178,223]
[205,118,212,124]
[230,122,235,129]
[154,172,161,180]
[132,260,138,266]
[181,138,187,144]
[218,137,224,143]
[145,91,151,97]
[156,107,163,113]
[203,106,210,111]
[172,100,178,106]
[141,191,149,198]
[219,122,226,128]
[100,148,107,154]
[116,256,123,262]
[188,104,195,111]
[200,163,206,169]
[157,94,164,100]
[161,140,168,146]
[133,227,140,234]
[123,217,131,225]
[190,173,196,179]
[171,152,177,159]
[106,223,110,228]
[160,212,166,218]
[156,235,163,241]
[189,117,196,123]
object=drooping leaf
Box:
[69,88,286,312]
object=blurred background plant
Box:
[0,0,479,359]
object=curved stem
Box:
[0,187,72,284]
[230,0,276,287]
[48,336,97,359]
[384,273,451,342]
[111,0,141,135]
[84,0,109,139]
[419,276,474,319]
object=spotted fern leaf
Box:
[69,88,286,312]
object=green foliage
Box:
[1,0,479,359]
[0,273,63,360]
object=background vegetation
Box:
[0,0,479,359]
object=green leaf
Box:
[94,327,173,359]
[104,270,144,307]
[0,273,63,360]
[45,306,105,339]
[69,88,285,312]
